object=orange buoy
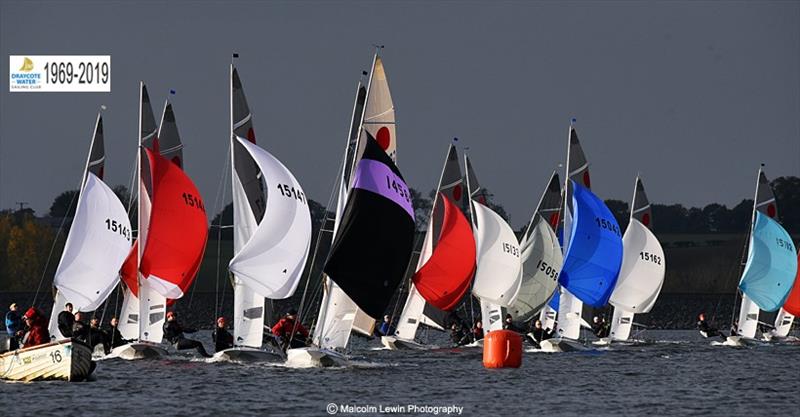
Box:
[482,329,522,368]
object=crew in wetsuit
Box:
[449,322,470,346]
[592,316,610,338]
[106,316,129,349]
[271,309,309,350]
[163,311,211,358]
[57,303,75,338]
[72,312,89,343]
[89,317,110,354]
[376,315,394,337]
[471,320,484,341]
[5,303,22,350]
[527,320,553,348]
[212,317,234,352]
[697,313,725,340]
[503,314,525,333]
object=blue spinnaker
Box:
[559,181,623,307]
[739,212,798,312]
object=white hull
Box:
[380,336,437,350]
[592,337,612,346]
[539,338,587,352]
[212,346,284,363]
[108,342,168,360]
[0,340,94,382]
[285,347,349,368]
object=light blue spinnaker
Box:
[739,211,798,312]
[559,181,624,307]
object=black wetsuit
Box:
[592,321,610,338]
[529,327,553,345]
[163,320,211,357]
[88,326,110,354]
[72,320,88,342]
[57,311,75,337]
[107,326,127,348]
[698,320,726,340]
[504,321,525,333]
[450,327,470,346]
[212,327,234,352]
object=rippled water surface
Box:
[2,330,798,416]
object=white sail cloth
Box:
[471,201,522,307]
[53,173,132,311]
[229,136,312,299]
[509,216,563,322]
[609,219,666,313]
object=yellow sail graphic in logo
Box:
[19,57,34,72]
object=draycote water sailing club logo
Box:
[9,55,111,92]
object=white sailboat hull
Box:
[108,341,168,360]
[380,336,437,350]
[0,340,94,382]
[213,346,284,363]
[539,337,587,352]
[285,347,349,368]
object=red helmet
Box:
[216,317,226,324]
[23,307,39,320]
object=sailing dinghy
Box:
[213,63,312,362]
[716,167,797,346]
[383,144,475,350]
[541,125,623,352]
[770,255,800,340]
[3,111,125,381]
[113,85,208,359]
[601,176,666,345]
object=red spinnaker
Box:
[412,193,476,311]
[120,241,139,297]
[139,149,208,297]
[783,253,800,316]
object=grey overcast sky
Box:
[1,0,798,228]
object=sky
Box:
[1,0,798,228]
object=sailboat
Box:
[770,255,800,340]
[508,172,563,328]
[294,51,401,366]
[721,167,797,346]
[541,125,623,352]
[464,156,523,336]
[2,110,127,381]
[214,62,312,362]
[603,176,666,344]
[113,84,209,359]
[382,144,475,350]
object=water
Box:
[2,330,798,416]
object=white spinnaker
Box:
[737,294,760,339]
[471,202,522,307]
[509,217,562,323]
[231,169,263,348]
[772,309,794,338]
[611,219,665,313]
[229,137,311,298]
[47,173,131,338]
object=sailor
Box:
[212,317,234,352]
[471,320,484,341]
[503,314,525,333]
[72,312,89,344]
[377,315,393,336]
[449,322,470,346]
[592,316,610,338]
[21,307,50,348]
[163,311,212,358]
[89,317,111,354]
[696,313,724,339]
[106,316,129,349]
[527,319,553,347]
[5,303,22,350]
[57,302,75,338]
[271,309,309,349]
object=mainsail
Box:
[736,169,798,339]
[323,134,415,319]
[395,144,473,341]
[509,172,563,325]
[608,177,665,341]
[48,114,132,339]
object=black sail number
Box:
[639,251,662,265]
[595,217,621,237]
[385,176,411,203]
[536,259,559,280]
[775,238,795,252]
[502,242,520,257]
[277,183,306,204]
[181,193,206,212]
[105,218,131,241]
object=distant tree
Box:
[49,190,79,218]
[1,211,56,290]
[686,207,708,233]
[651,204,688,234]
[412,188,433,230]
[773,176,800,235]
[480,187,510,224]
[728,199,753,233]
[604,200,630,232]
[702,203,730,232]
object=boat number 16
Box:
[49,350,62,363]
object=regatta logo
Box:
[9,56,42,90]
